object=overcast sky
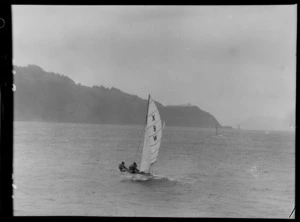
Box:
[12,5,296,126]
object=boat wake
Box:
[120,172,206,187]
[120,172,178,183]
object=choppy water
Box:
[13,121,295,217]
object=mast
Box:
[134,94,151,161]
[145,94,150,124]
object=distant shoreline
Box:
[13,120,295,133]
[13,119,224,129]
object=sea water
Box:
[13,121,295,218]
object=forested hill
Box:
[14,64,221,127]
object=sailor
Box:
[129,162,139,174]
[118,162,127,172]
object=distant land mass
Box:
[14,64,222,128]
[240,116,295,131]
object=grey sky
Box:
[12,5,296,127]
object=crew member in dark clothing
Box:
[119,162,127,172]
[129,162,139,174]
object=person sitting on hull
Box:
[119,162,127,172]
[129,162,139,174]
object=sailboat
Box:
[119,94,163,180]
[215,123,223,137]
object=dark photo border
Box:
[0,3,13,219]
[0,3,297,221]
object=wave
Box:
[169,172,208,184]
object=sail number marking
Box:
[148,126,162,137]
[148,109,158,119]
[150,138,161,147]
[152,114,155,121]
[147,119,161,129]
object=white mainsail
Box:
[139,95,162,174]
